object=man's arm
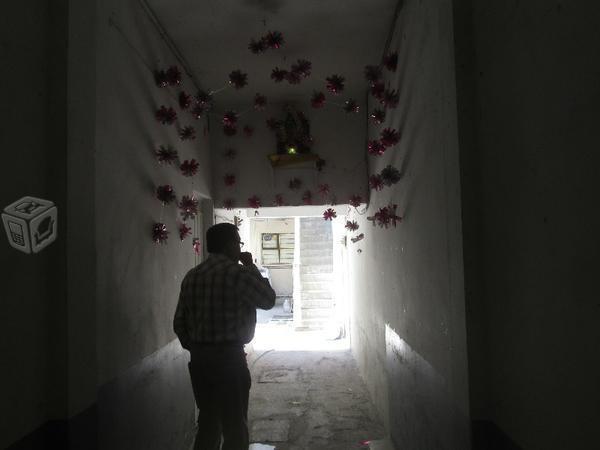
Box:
[237,252,276,310]
[173,277,191,350]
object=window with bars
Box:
[261,233,294,265]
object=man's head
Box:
[206,223,242,261]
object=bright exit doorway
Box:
[215,209,352,351]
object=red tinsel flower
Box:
[326,74,345,95]
[368,204,402,228]
[179,91,192,110]
[351,233,365,243]
[222,110,238,127]
[180,159,199,177]
[364,65,382,84]
[318,184,330,197]
[224,148,237,160]
[345,220,359,231]
[291,59,312,79]
[155,106,177,125]
[254,93,267,110]
[316,158,326,172]
[264,30,284,49]
[344,99,360,113]
[382,89,399,108]
[370,82,385,99]
[243,125,254,137]
[156,185,176,205]
[349,195,362,208]
[302,190,313,205]
[223,199,234,210]
[288,178,302,190]
[178,195,199,221]
[192,237,201,254]
[154,70,168,88]
[179,223,192,241]
[273,194,285,207]
[152,222,169,244]
[383,52,398,72]
[248,38,267,54]
[266,118,281,131]
[323,208,337,221]
[271,67,288,83]
[369,174,384,191]
[224,173,236,186]
[155,145,178,164]
[380,128,400,147]
[367,139,386,156]
[248,195,261,209]
[381,165,402,186]
[196,90,213,108]
[179,126,196,141]
[370,109,386,124]
[311,91,326,109]
[285,71,302,85]
[229,70,248,89]
[166,66,182,86]
[223,125,237,136]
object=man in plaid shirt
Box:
[174,223,276,450]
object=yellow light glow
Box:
[287,147,297,155]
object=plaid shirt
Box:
[173,253,276,348]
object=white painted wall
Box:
[347,1,470,448]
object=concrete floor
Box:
[246,348,386,449]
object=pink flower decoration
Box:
[318,184,330,197]
[271,67,288,82]
[228,70,248,89]
[273,194,285,206]
[344,99,360,113]
[155,146,178,164]
[380,128,400,147]
[156,185,176,205]
[180,159,199,177]
[179,126,196,141]
[152,222,169,244]
[166,66,182,85]
[325,74,345,95]
[178,195,199,221]
[179,91,192,109]
[224,173,236,187]
[364,65,382,84]
[155,106,177,125]
[254,93,267,110]
[192,237,201,254]
[302,190,313,205]
[383,52,398,71]
[367,139,386,156]
[311,91,326,109]
[264,30,284,49]
[368,204,402,228]
[349,195,362,208]
[382,89,399,109]
[323,208,337,221]
[248,195,261,209]
[179,223,192,241]
[369,174,384,191]
[369,109,386,124]
[223,199,234,210]
[345,220,359,231]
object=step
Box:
[300,298,335,309]
[300,272,334,282]
[300,281,332,291]
[295,319,330,331]
[300,264,333,274]
[301,256,333,265]
[300,241,332,251]
[301,290,333,300]
[300,307,334,319]
[299,248,334,258]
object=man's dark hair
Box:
[206,223,239,253]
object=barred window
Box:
[261,233,294,265]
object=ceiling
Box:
[147,0,398,108]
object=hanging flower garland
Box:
[325,74,345,95]
[254,93,267,110]
[311,91,326,109]
[249,30,285,53]
[323,208,337,221]
[192,237,201,254]
[369,174,384,191]
[302,190,313,205]
[178,195,198,221]
[380,165,402,186]
[370,109,386,124]
[156,185,176,205]
[180,159,199,177]
[179,91,192,109]
[368,139,386,156]
[317,183,330,198]
[179,125,196,141]
[228,70,248,89]
[179,223,192,240]
[343,99,360,114]
[273,194,285,207]
[383,51,398,72]
[155,145,178,164]
[152,222,169,244]
[345,220,359,231]
[367,204,402,228]
[156,106,177,125]
[349,195,363,208]
[248,195,261,209]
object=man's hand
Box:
[239,251,254,266]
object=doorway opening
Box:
[215,209,351,351]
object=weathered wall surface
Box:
[348,0,470,448]
[94,0,211,447]
[458,1,600,448]
[0,1,69,447]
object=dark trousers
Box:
[189,344,251,450]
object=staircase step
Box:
[300,264,333,274]
[301,256,333,265]
[299,307,334,319]
[300,272,334,282]
[301,298,335,309]
[300,241,332,251]
[300,248,333,258]
[301,290,333,300]
[301,281,333,291]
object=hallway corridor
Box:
[247,349,385,449]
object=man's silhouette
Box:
[174,223,276,450]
